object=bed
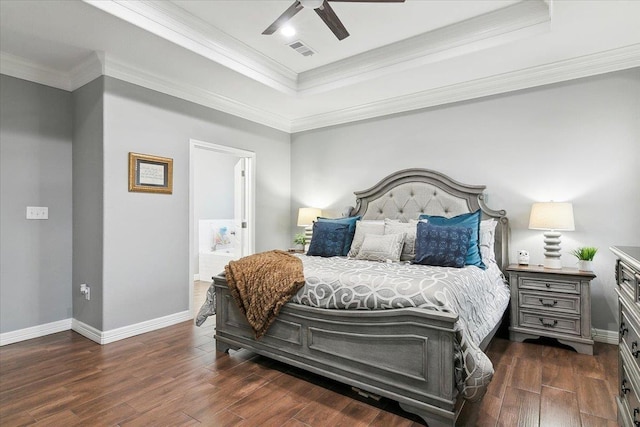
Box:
[206,168,509,427]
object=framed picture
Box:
[128,152,173,194]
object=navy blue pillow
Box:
[316,216,361,256]
[307,221,350,257]
[413,222,472,268]
[418,210,485,269]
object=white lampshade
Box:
[529,202,575,231]
[297,207,322,227]
[529,202,574,269]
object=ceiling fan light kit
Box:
[263,0,405,41]
[301,0,325,8]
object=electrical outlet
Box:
[26,206,48,220]
[80,284,90,300]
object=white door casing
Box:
[189,139,255,317]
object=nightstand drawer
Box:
[519,290,580,315]
[620,354,640,425]
[620,304,640,373]
[519,277,580,294]
[519,310,580,336]
[619,261,640,303]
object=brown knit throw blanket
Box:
[224,250,305,339]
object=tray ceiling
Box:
[1,0,639,132]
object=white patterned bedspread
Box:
[289,255,510,401]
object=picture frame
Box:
[128,152,173,194]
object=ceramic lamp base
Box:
[543,258,562,269]
[542,231,563,269]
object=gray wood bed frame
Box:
[213,168,509,426]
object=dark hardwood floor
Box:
[0,286,618,426]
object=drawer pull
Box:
[539,298,558,307]
[622,322,629,337]
[634,408,640,426]
[622,379,631,395]
[539,318,558,328]
[633,342,640,358]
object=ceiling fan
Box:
[262,0,406,41]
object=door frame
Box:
[188,139,256,317]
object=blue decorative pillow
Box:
[413,222,472,268]
[307,221,350,257]
[316,216,361,256]
[418,210,485,269]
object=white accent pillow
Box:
[355,232,406,262]
[348,221,385,258]
[479,219,498,264]
[384,219,418,261]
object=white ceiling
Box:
[1,0,639,133]
[171,0,521,73]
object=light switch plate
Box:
[26,206,48,220]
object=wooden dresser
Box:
[507,264,595,355]
[612,246,640,427]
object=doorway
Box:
[189,139,255,318]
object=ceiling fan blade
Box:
[262,1,304,35]
[315,1,349,40]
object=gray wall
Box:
[3,68,636,337]
[72,77,105,330]
[0,75,73,333]
[101,77,291,330]
[291,68,640,333]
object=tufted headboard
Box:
[349,168,509,271]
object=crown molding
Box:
[82,0,550,96]
[103,56,292,132]
[69,51,105,90]
[82,0,298,94]
[0,51,105,92]
[0,50,290,132]
[297,0,551,95]
[0,52,72,91]
[290,44,640,132]
[2,45,638,135]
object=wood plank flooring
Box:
[0,285,618,426]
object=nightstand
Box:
[507,264,596,355]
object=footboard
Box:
[213,275,462,427]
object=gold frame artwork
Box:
[128,152,173,194]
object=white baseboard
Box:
[1,311,193,346]
[73,310,192,345]
[592,328,619,345]
[71,319,103,344]
[0,318,72,346]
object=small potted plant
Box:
[293,233,306,251]
[571,247,598,272]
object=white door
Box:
[233,158,248,259]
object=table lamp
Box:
[529,202,575,269]
[297,207,322,246]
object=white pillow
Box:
[479,219,498,264]
[348,221,385,258]
[355,233,406,262]
[384,219,418,261]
